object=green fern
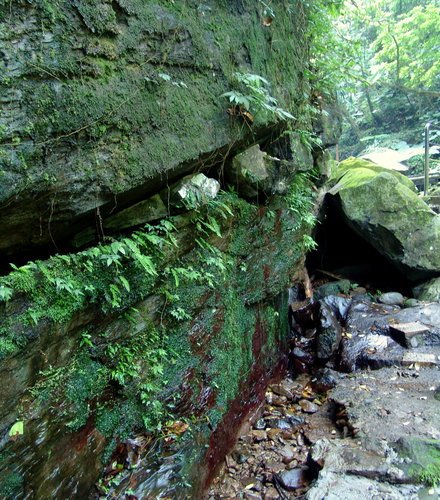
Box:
[222,72,295,122]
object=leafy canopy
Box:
[373,4,440,90]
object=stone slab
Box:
[402,352,439,366]
[389,322,430,348]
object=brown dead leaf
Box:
[165,420,189,436]
[301,385,314,399]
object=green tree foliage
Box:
[336,0,440,91]
[373,4,440,91]
[303,0,350,96]
[330,0,440,154]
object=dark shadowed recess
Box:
[307,195,413,295]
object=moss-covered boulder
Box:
[414,277,440,302]
[328,158,440,281]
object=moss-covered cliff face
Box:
[0,179,318,498]
[0,1,334,497]
[0,0,310,261]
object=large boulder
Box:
[328,158,440,281]
[0,0,310,261]
[414,277,440,302]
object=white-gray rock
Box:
[377,292,405,306]
[169,173,220,209]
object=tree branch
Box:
[394,84,440,98]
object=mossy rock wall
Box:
[0,0,310,260]
[0,1,327,496]
[0,174,318,497]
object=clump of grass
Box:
[418,463,440,488]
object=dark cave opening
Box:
[306,195,413,296]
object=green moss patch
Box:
[397,437,440,487]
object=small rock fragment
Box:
[244,492,262,500]
[322,295,352,322]
[350,287,367,297]
[279,445,296,463]
[264,486,279,499]
[316,280,351,298]
[403,298,421,308]
[168,173,220,209]
[299,399,319,413]
[277,468,304,491]
[267,428,283,440]
[270,383,293,399]
[253,418,266,431]
[271,395,287,407]
[252,430,268,442]
[311,368,339,393]
[292,347,314,366]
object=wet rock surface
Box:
[308,364,440,499]
[207,375,323,499]
[340,298,440,372]
[209,284,440,499]
[329,367,440,446]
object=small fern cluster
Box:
[222,72,295,122]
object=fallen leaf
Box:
[9,421,24,440]
[165,420,189,436]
